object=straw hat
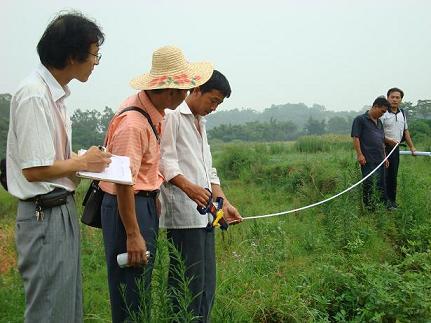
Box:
[130,46,213,90]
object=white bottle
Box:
[117,251,150,268]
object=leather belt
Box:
[137,190,160,198]
[20,188,73,209]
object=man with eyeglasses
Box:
[88,51,102,63]
[6,12,110,323]
[381,87,416,210]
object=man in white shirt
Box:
[6,12,110,323]
[381,87,416,209]
[160,70,242,322]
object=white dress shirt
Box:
[6,64,75,199]
[380,109,408,143]
[159,102,220,229]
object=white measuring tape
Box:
[243,144,402,220]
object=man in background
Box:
[160,70,242,322]
[6,12,110,322]
[351,97,390,211]
[381,87,416,209]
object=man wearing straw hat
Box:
[159,70,242,322]
[99,45,213,322]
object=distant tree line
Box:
[70,107,114,151]
[206,115,352,141]
[207,101,431,142]
[0,94,11,159]
[1,93,431,158]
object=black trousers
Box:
[361,161,387,210]
[167,228,216,323]
[101,193,159,323]
[385,145,400,205]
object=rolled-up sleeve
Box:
[160,112,183,182]
[210,167,220,185]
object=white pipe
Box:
[399,150,431,157]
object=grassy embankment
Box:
[1,135,430,322]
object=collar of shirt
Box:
[36,64,70,103]
[365,111,382,128]
[178,101,207,125]
[388,108,401,115]
[137,91,164,127]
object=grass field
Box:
[1,136,430,322]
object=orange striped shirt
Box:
[99,91,164,195]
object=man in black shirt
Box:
[351,97,390,211]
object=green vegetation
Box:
[294,134,352,153]
[0,94,12,159]
[1,136,430,322]
[70,107,114,151]
[2,92,431,158]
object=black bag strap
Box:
[101,106,160,147]
[0,158,7,191]
[400,108,406,130]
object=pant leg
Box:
[167,228,215,323]
[385,145,400,204]
[16,195,82,323]
[201,229,216,322]
[361,163,373,209]
[101,193,159,323]
[375,162,387,205]
[361,162,386,210]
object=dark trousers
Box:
[101,193,159,323]
[361,161,387,210]
[385,145,400,205]
[167,228,216,323]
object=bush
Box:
[216,144,266,180]
[295,134,351,153]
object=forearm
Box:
[170,174,211,207]
[353,138,363,156]
[22,146,110,182]
[211,183,226,201]
[116,184,140,237]
[404,130,415,149]
[170,174,194,194]
[22,158,86,182]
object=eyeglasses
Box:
[88,52,102,63]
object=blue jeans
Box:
[101,193,159,323]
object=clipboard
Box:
[76,150,133,185]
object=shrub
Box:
[295,134,351,153]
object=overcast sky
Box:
[1,0,430,113]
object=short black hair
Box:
[387,87,404,99]
[37,11,104,69]
[198,70,231,98]
[373,96,390,109]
